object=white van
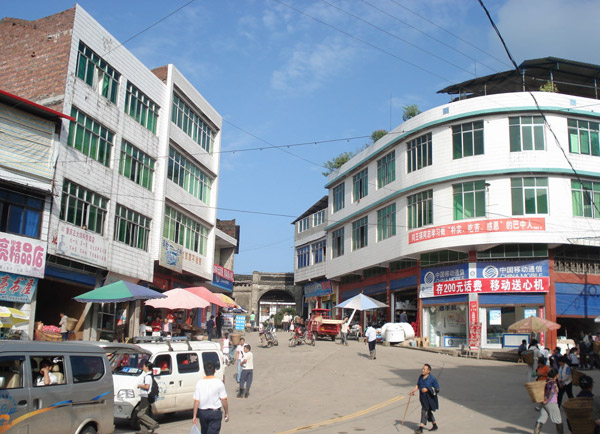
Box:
[99,337,224,428]
[0,341,114,434]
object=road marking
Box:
[274,395,406,434]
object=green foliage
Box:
[322,151,355,176]
[371,129,387,143]
[540,81,559,92]
[403,104,421,121]
[274,307,296,326]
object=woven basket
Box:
[562,397,593,434]
[594,341,600,354]
[522,350,535,366]
[524,381,545,403]
[572,369,584,387]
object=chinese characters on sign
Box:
[159,238,183,273]
[0,272,37,303]
[433,277,549,296]
[408,217,545,244]
[213,264,234,281]
[55,222,107,267]
[0,233,46,278]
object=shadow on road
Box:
[490,427,531,434]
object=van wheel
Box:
[79,426,97,434]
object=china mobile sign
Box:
[433,276,549,296]
[0,233,46,278]
[408,217,545,244]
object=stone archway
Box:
[257,289,296,324]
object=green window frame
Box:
[60,180,108,235]
[452,121,484,159]
[377,151,395,188]
[377,203,396,241]
[509,116,545,152]
[332,227,344,258]
[407,190,433,229]
[407,133,432,173]
[568,118,600,156]
[333,183,345,212]
[163,205,209,256]
[76,41,120,104]
[114,204,151,251]
[453,180,486,220]
[572,180,600,218]
[171,93,214,154]
[68,107,113,167]
[125,82,159,134]
[119,141,155,191]
[352,216,368,250]
[511,177,548,215]
[167,147,213,204]
[353,168,368,202]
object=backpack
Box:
[148,375,159,403]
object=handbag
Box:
[190,424,201,434]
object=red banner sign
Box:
[434,277,549,296]
[213,264,234,282]
[409,217,545,244]
[469,301,479,324]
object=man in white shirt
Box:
[238,344,254,398]
[59,312,69,341]
[365,323,377,360]
[136,361,159,434]
[235,337,245,383]
[192,362,229,434]
[36,360,58,386]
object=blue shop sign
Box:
[420,264,468,299]
[476,260,548,279]
[304,280,333,298]
[0,272,37,303]
[212,274,233,292]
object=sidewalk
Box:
[388,340,521,362]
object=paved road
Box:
[116,333,598,434]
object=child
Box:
[534,368,562,434]
[221,332,231,365]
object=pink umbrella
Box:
[184,286,227,307]
[508,316,561,334]
[145,288,210,310]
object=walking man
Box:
[340,317,349,346]
[235,337,245,383]
[238,344,254,398]
[365,323,377,359]
[192,362,229,434]
[136,361,159,434]
[250,311,256,331]
[410,364,440,433]
[215,312,223,339]
[206,315,215,341]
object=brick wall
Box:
[0,8,75,111]
[152,65,168,83]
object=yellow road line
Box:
[274,395,406,434]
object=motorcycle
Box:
[289,325,315,347]
[264,328,279,347]
[348,323,362,341]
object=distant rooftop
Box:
[438,57,600,101]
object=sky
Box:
[4,0,600,274]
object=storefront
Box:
[362,282,387,326]
[390,276,418,325]
[304,280,335,316]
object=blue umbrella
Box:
[75,280,166,303]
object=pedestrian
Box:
[238,344,253,398]
[268,314,275,331]
[192,361,229,434]
[221,332,231,366]
[136,361,159,434]
[59,312,69,341]
[206,315,215,341]
[281,313,289,332]
[399,310,408,323]
[410,364,440,433]
[536,357,550,381]
[577,375,594,397]
[550,347,561,371]
[534,368,563,434]
[235,337,245,383]
[340,317,349,346]
[250,311,256,331]
[161,317,172,337]
[517,339,528,363]
[527,339,541,382]
[558,356,574,406]
[215,312,223,339]
[139,321,147,337]
[365,323,377,360]
[569,347,580,369]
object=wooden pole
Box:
[401,393,412,426]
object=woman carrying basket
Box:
[534,368,563,434]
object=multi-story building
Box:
[296,57,600,350]
[0,6,225,340]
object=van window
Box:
[0,356,24,389]
[32,356,65,386]
[70,356,105,383]
[176,353,199,374]
[111,352,149,376]
[201,352,221,371]
[154,354,172,375]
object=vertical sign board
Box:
[539,307,545,348]
[468,299,480,349]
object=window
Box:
[32,356,65,386]
[312,240,326,264]
[353,168,368,202]
[453,181,486,220]
[313,209,325,227]
[71,356,105,383]
[509,116,545,151]
[568,118,600,156]
[125,82,159,134]
[407,190,433,229]
[297,246,310,268]
[572,180,600,218]
[407,132,432,173]
[511,177,548,215]
[390,259,417,271]
[0,188,43,238]
[96,303,116,341]
[421,250,468,266]
[297,217,310,233]
[377,151,395,188]
[76,41,120,103]
[163,205,209,255]
[114,204,151,251]
[119,141,155,190]
[477,244,548,259]
[333,183,345,212]
[60,180,108,234]
[154,355,172,375]
[0,356,24,389]
[167,147,212,204]
[352,216,368,250]
[68,107,114,167]
[172,93,214,154]
[176,353,199,374]
[332,227,344,258]
[453,121,484,159]
[201,352,221,372]
[377,203,396,241]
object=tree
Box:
[322,151,354,176]
[540,81,559,93]
[403,104,421,121]
[371,129,387,143]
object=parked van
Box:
[0,341,114,434]
[99,337,224,428]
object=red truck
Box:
[308,308,343,341]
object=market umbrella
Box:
[145,288,210,310]
[74,280,167,303]
[508,316,561,334]
[215,293,238,308]
[183,286,227,307]
[0,306,29,328]
[335,293,389,325]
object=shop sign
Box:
[476,260,548,279]
[159,238,183,273]
[469,300,479,324]
[489,309,502,325]
[433,276,549,297]
[0,233,46,278]
[0,272,37,303]
[212,273,233,291]
[408,217,545,244]
[304,280,334,298]
[469,322,482,349]
[213,264,234,281]
[55,222,107,267]
[420,264,468,298]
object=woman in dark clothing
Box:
[410,364,440,433]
